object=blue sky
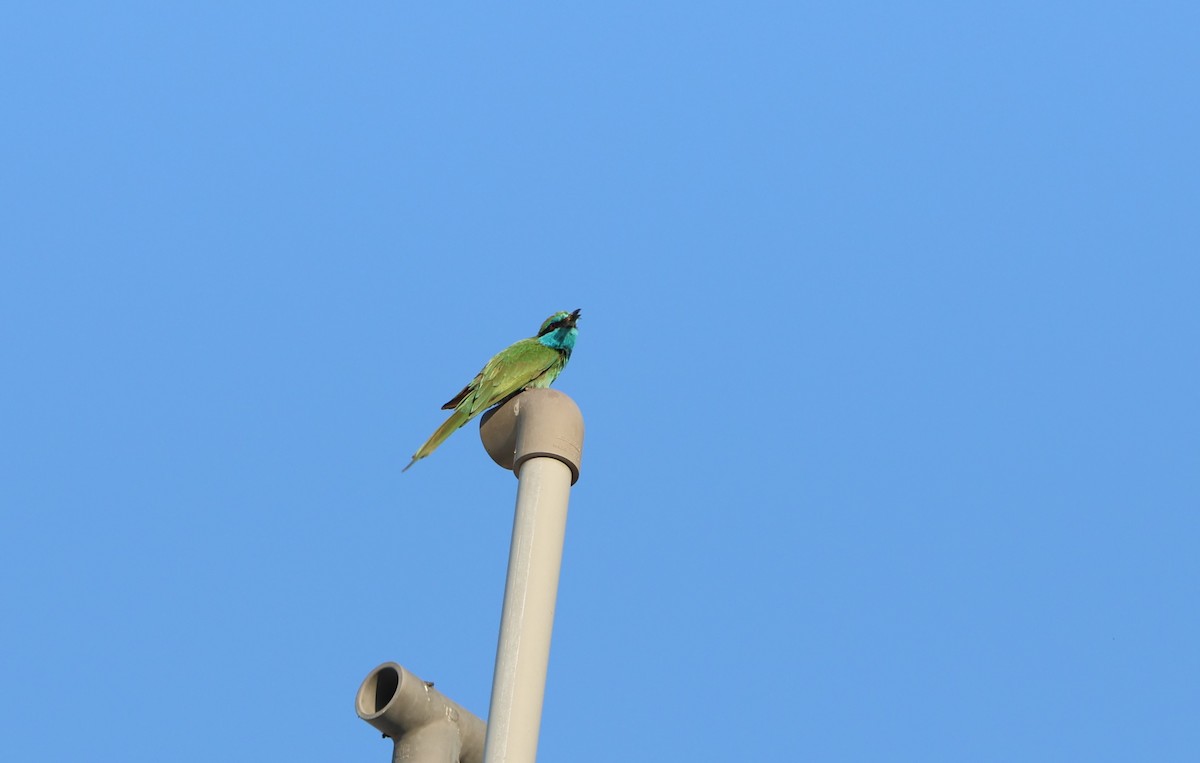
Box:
[3,2,1197,761]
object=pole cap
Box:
[479,388,584,484]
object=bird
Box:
[403,309,581,471]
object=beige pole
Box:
[478,390,584,763]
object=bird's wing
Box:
[458,339,562,417]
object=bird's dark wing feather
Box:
[442,380,477,410]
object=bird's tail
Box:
[403,408,472,471]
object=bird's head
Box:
[538,309,581,336]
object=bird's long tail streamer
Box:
[403,408,472,471]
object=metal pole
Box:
[355,391,581,763]
[477,389,584,763]
[483,456,573,763]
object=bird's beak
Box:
[568,309,581,326]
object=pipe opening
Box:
[374,666,399,711]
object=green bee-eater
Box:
[403,309,581,471]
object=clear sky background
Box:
[3,3,1197,761]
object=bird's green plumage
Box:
[403,309,580,471]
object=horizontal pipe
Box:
[356,662,486,763]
